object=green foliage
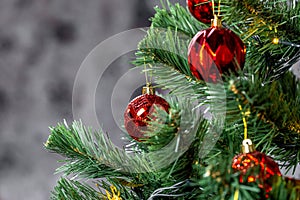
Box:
[194,155,262,200]
[227,72,300,172]
[51,178,101,200]
[151,1,205,36]
[134,28,193,77]
[124,98,212,199]
[45,99,211,199]
[45,121,162,180]
[270,176,300,200]
[139,97,182,151]
[46,0,300,199]
[221,0,300,82]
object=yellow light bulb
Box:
[272,38,279,45]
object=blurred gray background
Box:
[0,0,298,199]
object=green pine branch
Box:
[193,153,300,200]
[151,1,205,37]
[134,27,193,77]
[123,98,212,199]
[133,0,300,171]
[221,0,300,81]
[144,63,300,173]
[50,178,101,200]
[45,121,159,180]
[227,72,300,172]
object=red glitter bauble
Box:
[188,27,246,83]
[187,0,214,24]
[124,94,170,141]
[232,151,282,194]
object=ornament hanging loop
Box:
[143,57,154,95]
[242,139,255,153]
[211,0,222,28]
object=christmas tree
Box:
[45,0,300,199]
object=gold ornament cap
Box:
[211,15,222,28]
[242,139,255,153]
[142,83,155,95]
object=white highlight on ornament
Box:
[137,108,146,117]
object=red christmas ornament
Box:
[188,17,246,83]
[232,139,282,195]
[124,93,169,141]
[187,0,214,24]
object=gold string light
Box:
[272,37,279,45]
[272,37,300,47]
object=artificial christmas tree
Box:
[45,0,300,199]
